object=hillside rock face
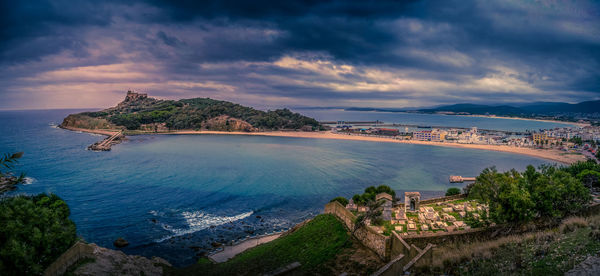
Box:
[74,244,170,276]
[61,114,115,130]
[203,115,256,132]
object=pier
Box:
[320,121,382,125]
[449,175,476,183]
[88,131,123,151]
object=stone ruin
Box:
[404,192,421,212]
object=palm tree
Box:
[0,152,25,193]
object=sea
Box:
[0,109,574,266]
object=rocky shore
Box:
[72,243,171,276]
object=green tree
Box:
[468,164,590,224]
[445,187,461,196]
[561,160,600,178]
[492,180,534,223]
[329,197,348,206]
[375,185,396,199]
[577,170,600,188]
[0,194,77,275]
[530,170,591,218]
[569,137,583,146]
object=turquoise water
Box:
[0,109,553,266]
[298,109,576,132]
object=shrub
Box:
[0,194,77,275]
[559,217,588,234]
[446,187,461,196]
[468,164,591,224]
[329,197,348,206]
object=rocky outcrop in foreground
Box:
[74,244,170,276]
[0,176,20,194]
[566,256,600,276]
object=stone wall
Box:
[324,201,390,260]
[324,201,356,229]
[402,226,501,249]
[44,241,95,276]
[353,223,390,260]
[419,193,466,205]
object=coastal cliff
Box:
[61,91,321,132]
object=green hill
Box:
[168,214,383,276]
[61,91,322,132]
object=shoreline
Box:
[60,125,585,164]
[208,233,282,263]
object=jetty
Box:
[88,131,124,151]
[320,121,382,125]
[449,175,476,183]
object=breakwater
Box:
[88,131,123,151]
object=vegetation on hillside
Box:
[350,185,396,205]
[465,161,597,225]
[445,187,461,196]
[416,213,600,275]
[170,214,356,275]
[64,92,322,131]
[330,196,349,206]
[0,194,78,275]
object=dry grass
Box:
[559,217,589,233]
[415,213,600,275]
[586,214,600,230]
[428,231,557,269]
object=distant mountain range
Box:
[340,100,599,116]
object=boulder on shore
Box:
[113,237,129,248]
[72,243,171,276]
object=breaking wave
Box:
[23,177,36,185]
[155,210,253,243]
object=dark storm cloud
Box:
[0,0,598,109]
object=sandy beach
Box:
[169,130,585,164]
[208,233,282,263]
[60,125,586,164]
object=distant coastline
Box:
[60,125,585,165]
[456,114,589,128]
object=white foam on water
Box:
[23,177,36,185]
[149,210,161,216]
[155,210,253,243]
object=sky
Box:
[0,0,599,110]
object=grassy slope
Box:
[417,214,600,275]
[168,214,353,275]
